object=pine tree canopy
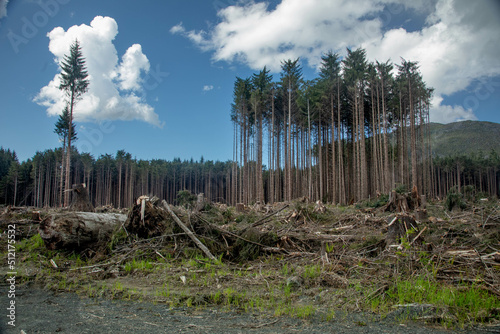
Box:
[59,39,89,99]
[54,105,77,142]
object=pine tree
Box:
[59,39,89,206]
[279,59,302,201]
[251,67,272,203]
[319,51,341,203]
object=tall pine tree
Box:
[59,39,89,206]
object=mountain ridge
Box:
[429,120,500,157]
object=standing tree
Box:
[343,48,368,201]
[279,59,302,201]
[251,67,272,203]
[59,39,89,206]
[54,105,77,207]
[319,51,341,203]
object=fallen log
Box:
[285,232,356,242]
[39,212,127,250]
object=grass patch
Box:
[16,233,45,252]
[124,258,154,272]
[373,277,500,326]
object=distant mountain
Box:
[429,121,500,157]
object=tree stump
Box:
[195,193,207,212]
[314,200,326,213]
[39,212,126,250]
[69,183,94,212]
[386,214,420,247]
[383,189,421,213]
[415,209,428,221]
[236,203,245,213]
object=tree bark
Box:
[39,212,126,250]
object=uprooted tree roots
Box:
[116,198,280,261]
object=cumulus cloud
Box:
[34,16,164,127]
[203,85,214,92]
[114,44,150,91]
[175,0,500,123]
[0,0,8,19]
[429,96,477,123]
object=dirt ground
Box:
[0,285,494,334]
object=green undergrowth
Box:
[370,277,500,328]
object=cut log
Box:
[39,212,126,250]
[69,183,94,212]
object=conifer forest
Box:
[1,48,499,208]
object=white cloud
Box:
[429,95,477,123]
[169,22,185,34]
[0,0,8,19]
[203,85,214,92]
[114,44,150,91]
[34,16,164,127]
[178,0,500,123]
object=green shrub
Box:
[445,189,467,211]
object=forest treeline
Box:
[0,147,233,208]
[231,48,435,205]
[0,146,498,208]
[1,48,499,208]
[229,49,499,205]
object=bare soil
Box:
[0,285,492,333]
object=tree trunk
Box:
[59,139,66,207]
[65,90,75,207]
[39,212,126,250]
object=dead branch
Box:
[161,200,217,261]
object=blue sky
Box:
[1,0,499,163]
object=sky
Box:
[0,0,499,163]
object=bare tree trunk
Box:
[270,94,275,204]
[331,95,337,204]
[65,90,75,207]
[59,138,66,207]
[359,83,367,200]
[409,78,417,189]
[287,82,292,201]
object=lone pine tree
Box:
[58,39,89,206]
